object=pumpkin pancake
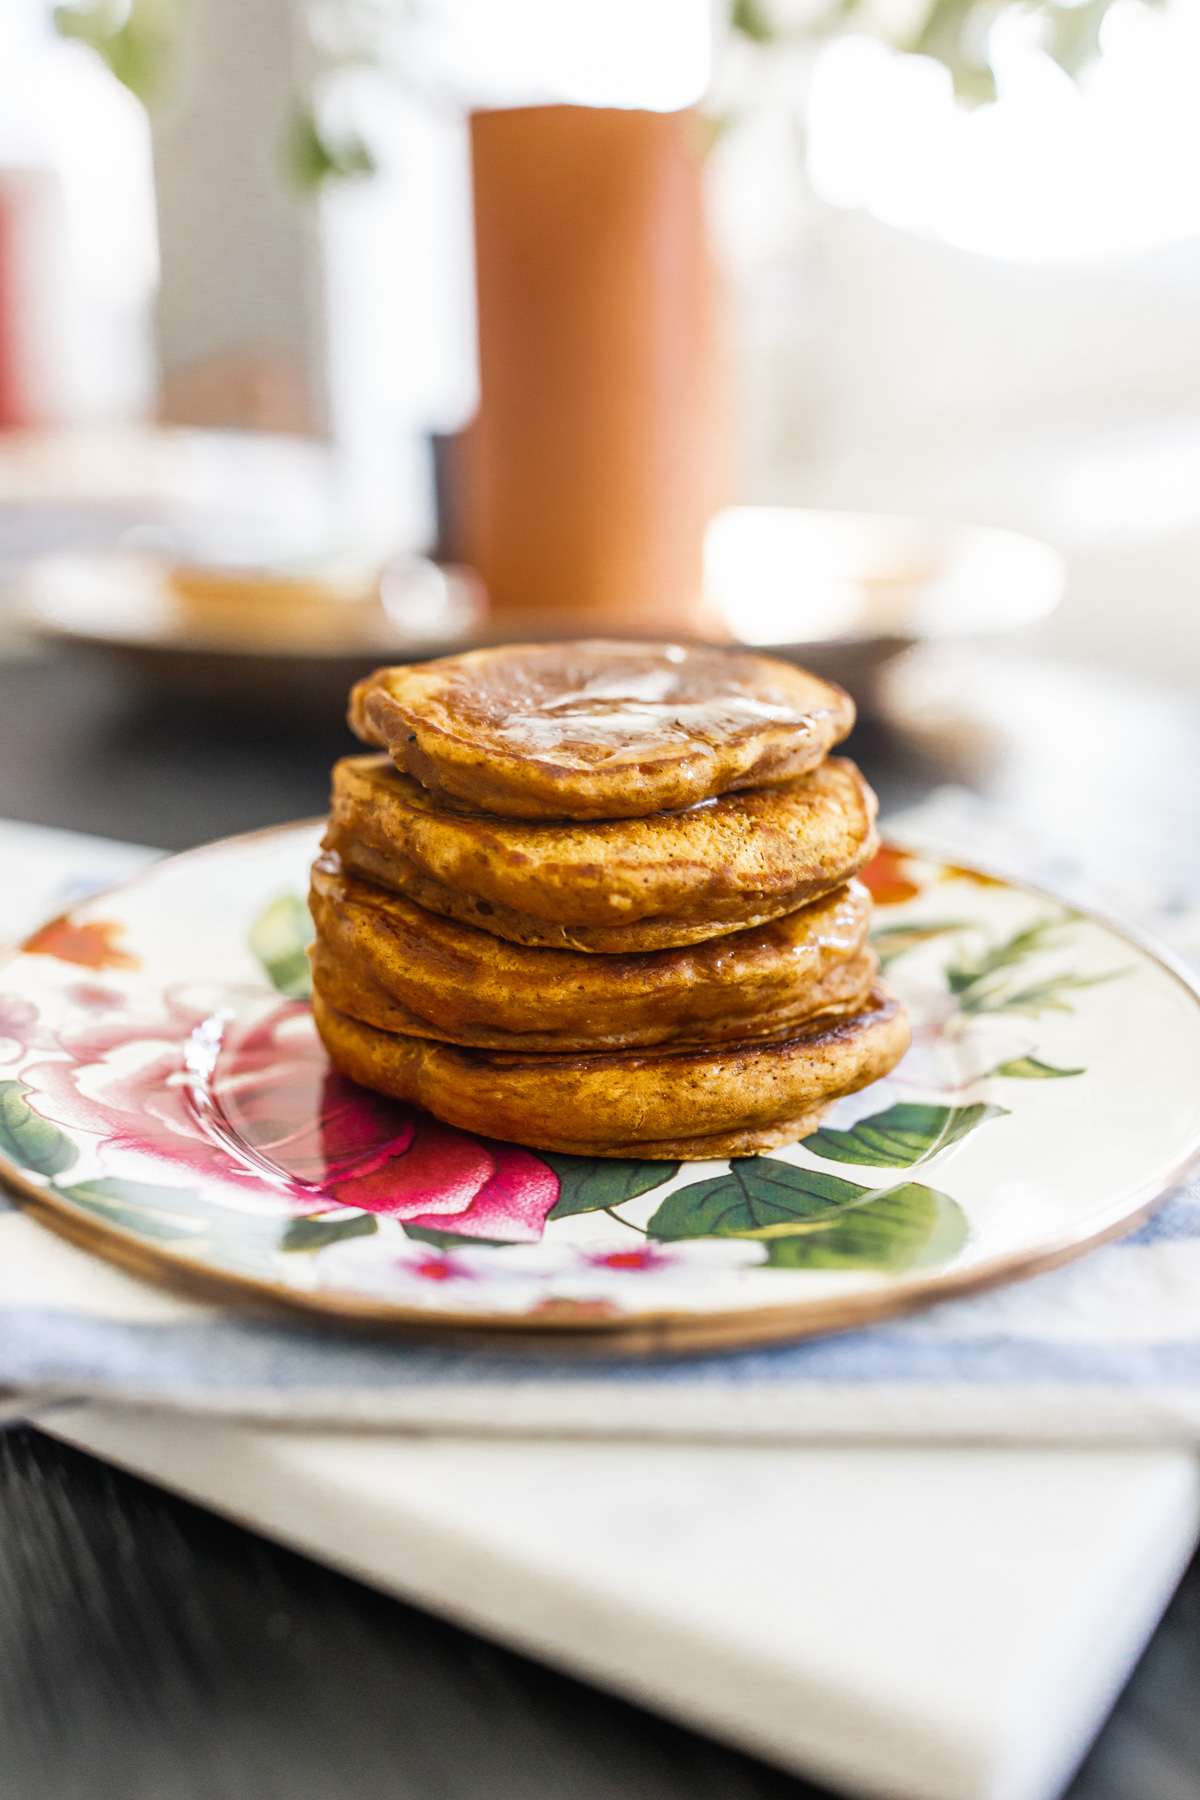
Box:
[310,855,876,1052]
[348,640,854,819]
[312,983,910,1160]
[324,753,878,954]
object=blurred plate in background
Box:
[14,507,1065,724]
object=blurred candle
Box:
[457,104,728,633]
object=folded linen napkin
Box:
[4,801,1200,1443]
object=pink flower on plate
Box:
[336,1112,562,1241]
[20,989,274,1194]
[201,1000,417,1195]
[216,1006,559,1240]
[21,985,561,1243]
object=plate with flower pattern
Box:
[2,824,1200,1352]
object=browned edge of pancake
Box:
[308,857,876,1050]
[552,1106,839,1161]
[331,839,880,953]
[311,940,879,1053]
[312,984,911,1160]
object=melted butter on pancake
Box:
[350,640,855,818]
[493,698,815,764]
[451,646,822,768]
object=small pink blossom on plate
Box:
[582,1245,675,1274]
[404,1252,474,1283]
[65,983,127,1012]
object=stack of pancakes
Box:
[311,641,909,1159]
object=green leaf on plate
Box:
[945,916,1068,998]
[539,1152,681,1220]
[959,969,1127,1019]
[249,893,314,998]
[281,1212,378,1252]
[762,1183,968,1272]
[987,1056,1085,1079]
[801,1102,1008,1167]
[402,1223,519,1249]
[55,1176,209,1241]
[869,921,969,969]
[0,1080,78,1177]
[647,1158,868,1243]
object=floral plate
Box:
[2,824,1200,1353]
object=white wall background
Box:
[711,2,1200,689]
[10,0,1200,682]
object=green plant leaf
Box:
[539,1153,681,1221]
[53,0,185,109]
[763,1183,968,1271]
[0,1081,78,1177]
[281,1212,378,1252]
[55,1176,210,1241]
[730,0,777,42]
[905,0,998,101]
[647,1158,868,1242]
[802,1102,1008,1167]
[249,893,314,998]
[285,104,376,193]
[1044,0,1109,77]
[988,1056,1084,1079]
[402,1223,519,1249]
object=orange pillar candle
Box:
[458,104,728,635]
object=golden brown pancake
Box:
[324,753,878,954]
[310,855,876,1052]
[312,983,910,1160]
[348,640,855,819]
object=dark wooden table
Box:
[2,641,1199,1800]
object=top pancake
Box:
[348,639,855,819]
